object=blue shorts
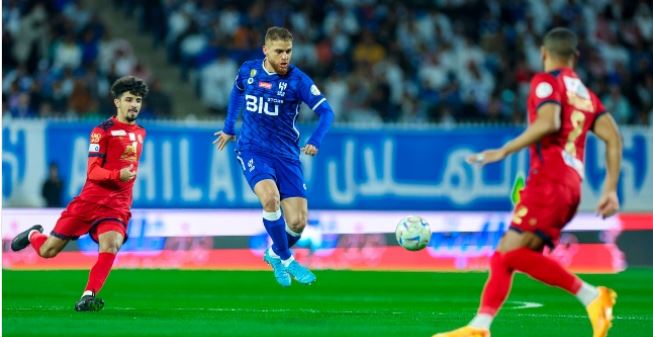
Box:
[236,151,307,199]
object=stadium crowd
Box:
[2,0,171,119]
[4,0,653,125]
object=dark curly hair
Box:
[110,76,149,99]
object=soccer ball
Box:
[395,215,431,251]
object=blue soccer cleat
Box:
[285,260,316,285]
[263,249,291,287]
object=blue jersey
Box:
[228,59,329,160]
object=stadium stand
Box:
[3,0,652,125]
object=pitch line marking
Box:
[6,306,651,321]
[505,301,543,310]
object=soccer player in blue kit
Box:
[214,27,334,287]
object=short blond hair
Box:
[265,26,293,43]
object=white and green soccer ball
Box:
[395,215,431,251]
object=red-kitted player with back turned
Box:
[11,76,149,312]
[433,28,622,337]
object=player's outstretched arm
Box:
[592,113,622,218]
[303,101,334,156]
[218,66,246,146]
[467,103,561,165]
[222,86,243,136]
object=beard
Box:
[125,110,138,122]
[269,60,288,75]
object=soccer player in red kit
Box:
[11,76,149,312]
[433,28,621,337]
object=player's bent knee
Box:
[39,246,60,258]
[99,245,121,254]
[293,222,306,232]
[99,239,122,254]
[260,196,280,211]
[287,214,307,232]
[287,221,305,233]
[97,231,124,254]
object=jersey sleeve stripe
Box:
[311,98,327,111]
[535,99,561,110]
[88,153,106,158]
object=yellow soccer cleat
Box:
[586,286,617,337]
[432,326,490,337]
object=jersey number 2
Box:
[564,109,586,156]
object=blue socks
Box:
[286,224,302,248]
[262,210,291,260]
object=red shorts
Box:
[510,174,580,247]
[52,197,131,243]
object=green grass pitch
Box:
[3,269,653,337]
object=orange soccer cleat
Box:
[432,326,490,337]
[586,286,617,337]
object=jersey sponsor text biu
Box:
[233,59,326,160]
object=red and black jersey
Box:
[526,67,606,187]
[78,116,146,211]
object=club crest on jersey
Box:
[277,81,287,97]
[535,82,553,98]
[310,84,321,96]
[121,143,138,162]
[250,69,257,77]
[90,132,101,143]
[258,81,272,89]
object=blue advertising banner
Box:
[3,119,652,211]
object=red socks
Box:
[27,231,118,296]
[479,252,514,315]
[503,247,582,294]
[84,252,117,294]
[29,231,48,255]
[478,248,583,316]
